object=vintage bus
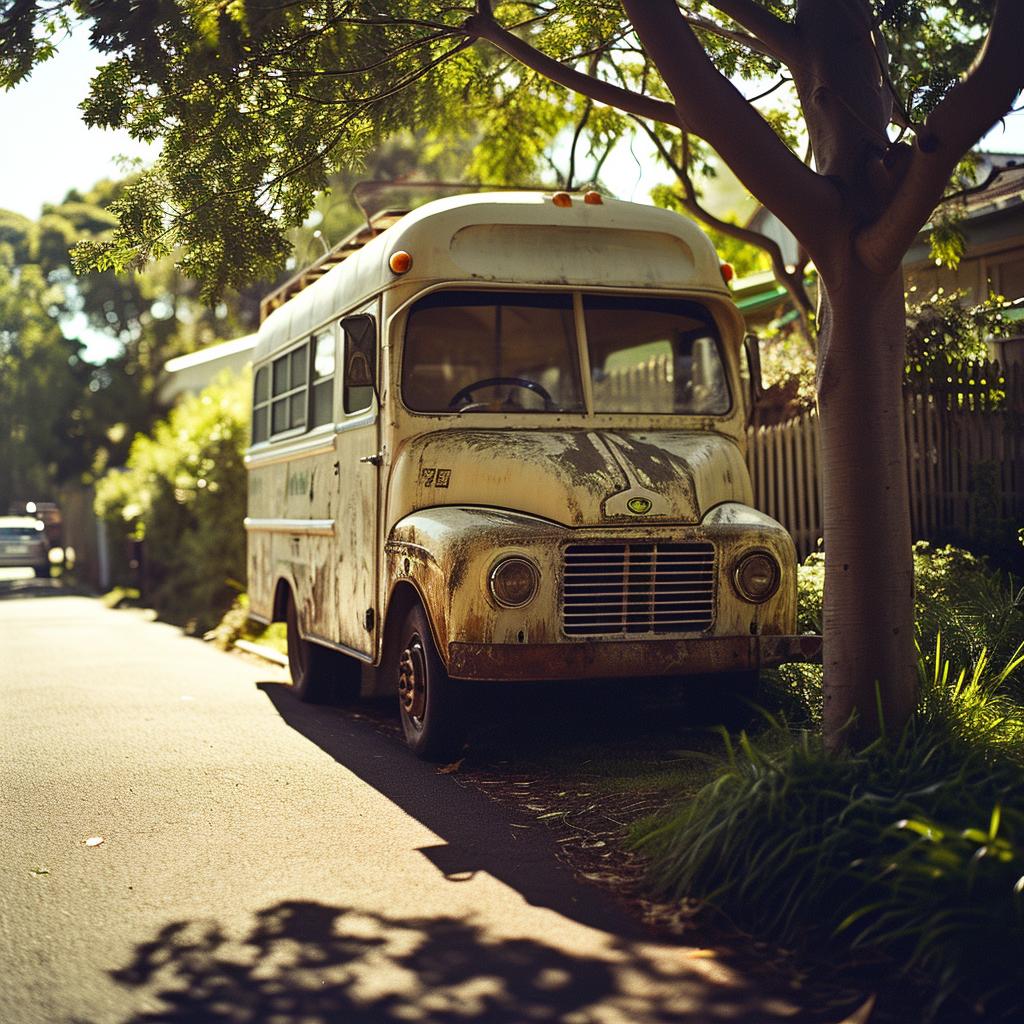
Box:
[245,191,817,760]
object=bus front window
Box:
[583,295,731,415]
[402,291,585,413]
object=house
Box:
[734,151,1024,368]
[903,152,1024,371]
[158,333,257,405]
[902,152,1024,306]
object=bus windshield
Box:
[401,290,730,415]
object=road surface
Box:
[1,584,801,1023]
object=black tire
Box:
[285,594,337,703]
[396,603,468,760]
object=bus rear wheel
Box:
[396,603,468,761]
[286,594,338,703]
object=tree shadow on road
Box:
[250,685,813,1022]
[257,681,646,940]
[99,898,790,1024]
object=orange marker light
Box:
[720,262,735,283]
[389,251,412,274]
[583,191,603,205]
[551,192,572,208]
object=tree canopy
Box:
[0,177,262,508]
[2,3,1014,300]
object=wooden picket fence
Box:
[746,358,1024,560]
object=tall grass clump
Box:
[632,640,1024,1019]
[913,542,1023,697]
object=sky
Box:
[0,29,158,220]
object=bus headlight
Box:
[489,557,539,608]
[733,552,781,603]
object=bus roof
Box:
[255,191,737,362]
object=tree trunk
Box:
[816,268,917,747]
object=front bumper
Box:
[448,633,822,681]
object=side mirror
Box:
[342,314,376,389]
[742,332,764,427]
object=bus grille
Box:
[562,542,715,636]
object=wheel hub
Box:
[398,637,426,722]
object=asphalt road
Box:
[0,583,802,1024]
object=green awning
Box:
[735,285,789,313]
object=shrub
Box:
[633,640,1024,1020]
[761,543,1024,728]
[913,542,1024,693]
[95,370,249,632]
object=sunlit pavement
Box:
[1,592,802,1024]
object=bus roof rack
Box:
[260,209,409,322]
[260,181,578,322]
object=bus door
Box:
[325,312,380,658]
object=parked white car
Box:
[0,516,50,577]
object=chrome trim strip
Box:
[245,430,337,468]
[244,518,335,537]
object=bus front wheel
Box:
[396,603,468,761]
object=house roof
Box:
[960,152,1024,216]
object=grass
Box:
[207,594,286,654]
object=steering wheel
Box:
[447,377,556,411]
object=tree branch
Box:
[679,12,782,62]
[640,119,815,330]
[706,0,798,64]
[855,0,1024,274]
[462,9,682,127]
[620,0,842,266]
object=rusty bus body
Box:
[245,192,817,759]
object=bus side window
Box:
[342,314,376,414]
[311,328,335,427]
[267,342,310,435]
[252,365,270,443]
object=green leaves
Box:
[927,208,968,269]
[632,641,1024,1017]
[0,244,94,508]
[0,1,74,89]
[94,370,251,630]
